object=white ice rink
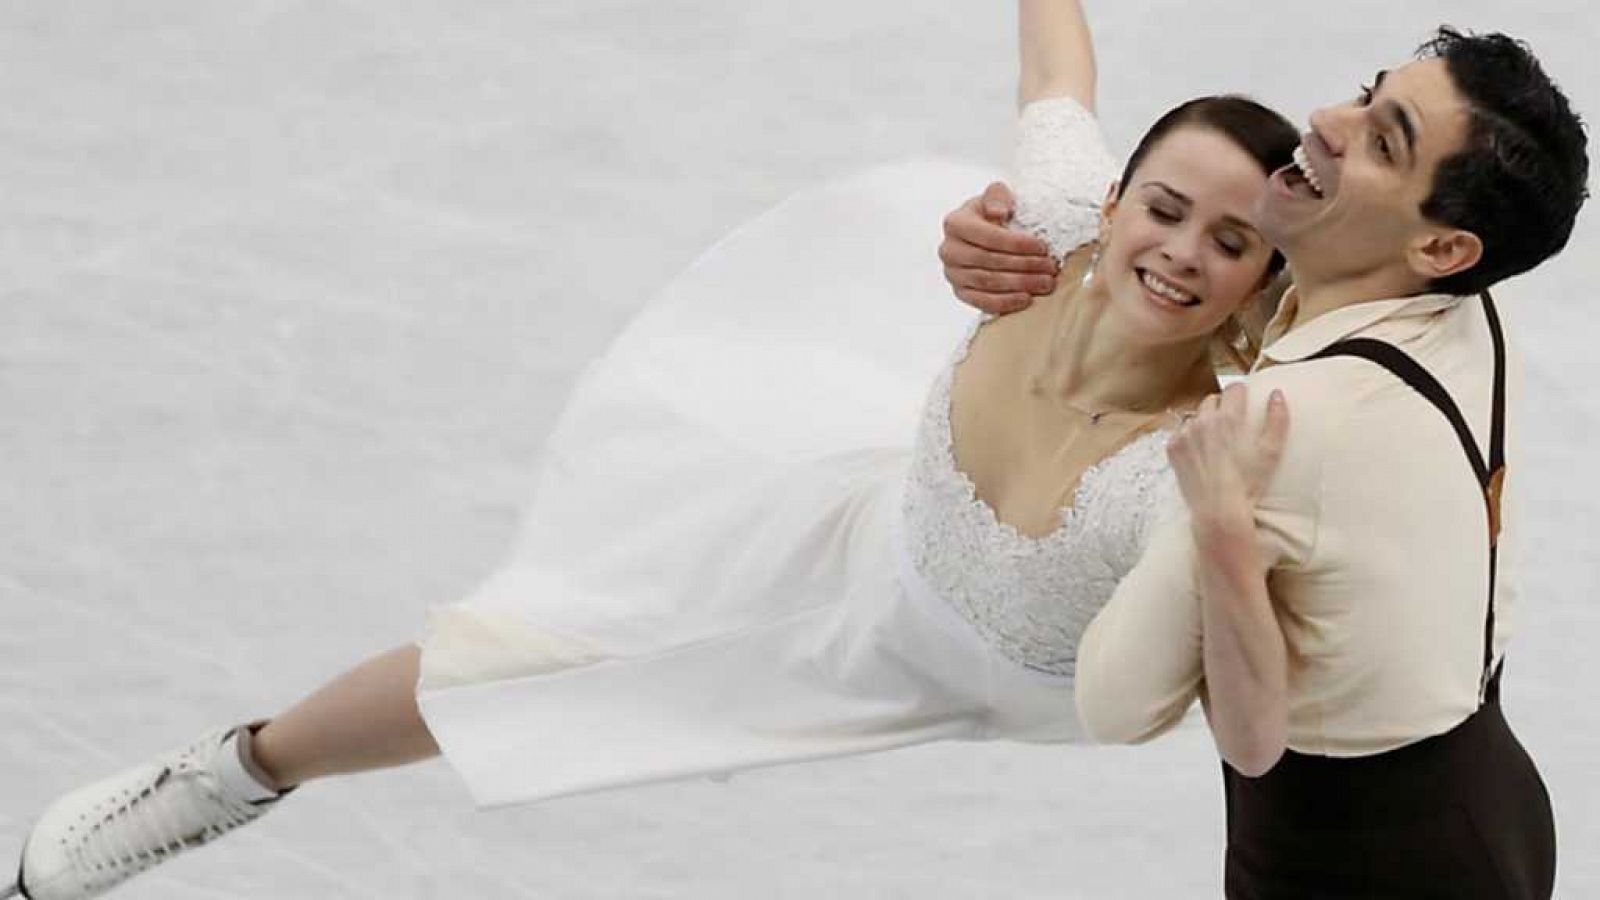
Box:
[3,2,1597,897]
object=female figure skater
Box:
[8,2,1297,897]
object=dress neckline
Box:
[937,318,1174,548]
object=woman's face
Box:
[1094,126,1277,346]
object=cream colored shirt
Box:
[1075,287,1522,756]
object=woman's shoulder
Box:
[960,290,1066,383]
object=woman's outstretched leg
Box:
[250,644,439,789]
[10,645,439,900]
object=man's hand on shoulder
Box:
[939,181,1058,315]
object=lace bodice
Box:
[901,322,1179,677]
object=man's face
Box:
[1257,58,1475,290]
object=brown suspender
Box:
[1306,291,1507,698]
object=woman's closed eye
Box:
[1147,204,1249,257]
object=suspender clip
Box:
[1486,466,1506,549]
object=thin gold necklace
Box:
[1029,371,1185,426]
[1036,249,1190,426]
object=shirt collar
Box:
[1255,287,1465,368]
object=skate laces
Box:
[67,737,265,885]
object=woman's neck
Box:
[1021,270,1217,415]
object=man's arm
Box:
[1076,507,1296,749]
[1074,513,1207,744]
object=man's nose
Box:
[1308,106,1352,157]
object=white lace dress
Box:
[415,98,1179,807]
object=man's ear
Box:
[1409,227,1483,284]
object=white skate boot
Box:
[6,725,286,900]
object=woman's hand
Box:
[938,182,1059,315]
[1168,384,1289,541]
[1168,383,1292,777]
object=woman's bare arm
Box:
[1193,514,1288,777]
[1019,0,1097,110]
[934,2,1097,313]
[1168,385,1291,777]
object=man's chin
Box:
[1256,215,1301,257]
[1258,201,1324,256]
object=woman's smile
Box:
[1135,267,1203,309]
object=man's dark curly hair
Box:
[1417,27,1589,295]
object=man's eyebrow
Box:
[1370,69,1418,161]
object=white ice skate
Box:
[6,726,285,900]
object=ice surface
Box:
[2,1,1596,897]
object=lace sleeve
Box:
[1011,96,1120,260]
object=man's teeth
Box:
[1140,270,1199,307]
[1293,145,1325,197]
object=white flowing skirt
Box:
[415,160,1087,809]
